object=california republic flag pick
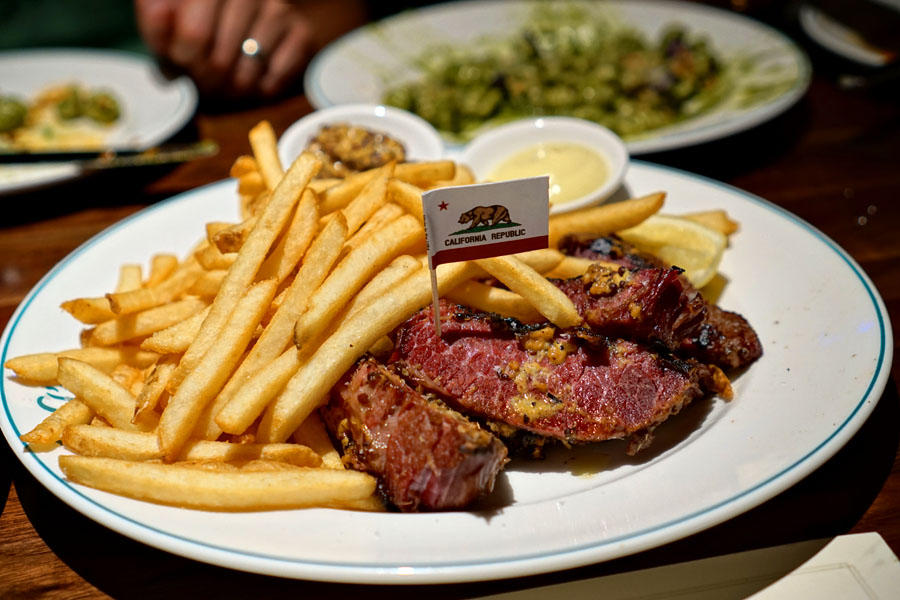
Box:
[422,175,550,335]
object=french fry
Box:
[513,248,566,274]
[340,161,394,235]
[139,305,209,354]
[171,152,320,389]
[229,155,257,178]
[543,255,601,279]
[60,297,115,325]
[394,160,455,184]
[423,163,475,189]
[318,168,379,215]
[237,171,266,197]
[211,215,348,437]
[188,269,228,298]
[307,177,341,194]
[342,254,421,320]
[248,120,283,190]
[106,260,203,315]
[258,260,479,443]
[446,280,543,323]
[241,190,269,219]
[194,243,237,271]
[63,424,321,467]
[159,278,277,461]
[256,188,318,283]
[116,264,143,293]
[133,356,177,422]
[475,255,582,329]
[212,216,258,254]
[57,358,158,432]
[20,399,94,445]
[386,178,424,223]
[293,214,424,350]
[291,412,343,469]
[5,347,159,385]
[88,297,208,346]
[342,202,405,253]
[59,455,377,511]
[682,209,739,236]
[548,192,666,246]
[145,254,179,287]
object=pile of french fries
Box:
[5,120,735,512]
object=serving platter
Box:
[0,48,198,195]
[305,0,811,155]
[0,162,890,583]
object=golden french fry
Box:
[340,162,394,235]
[307,177,341,194]
[106,260,203,315]
[681,209,739,236]
[89,297,208,346]
[513,248,566,274]
[293,214,424,350]
[211,215,348,437]
[139,305,209,354]
[194,243,236,271]
[386,178,424,223]
[238,171,266,196]
[240,190,269,219]
[343,253,421,320]
[318,168,379,215]
[256,188,318,283]
[248,120,284,190]
[229,155,257,178]
[212,216,258,254]
[171,152,320,389]
[446,280,543,323]
[258,260,479,443]
[5,347,159,385]
[291,412,343,469]
[145,254,179,287]
[20,399,94,445]
[110,364,146,397]
[548,192,665,247]
[188,269,228,298]
[218,347,301,438]
[475,255,582,329]
[57,358,158,432]
[159,279,277,461]
[63,424,321,466]
[60,297,115,325]
[423,163,475,189]
[116,264,143,293]
[343,202,404,253]
[543,255,601,279]
[394,160,455,184]
[133,356,177,422]
[59,455,376,511]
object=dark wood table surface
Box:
[1,5,898,599]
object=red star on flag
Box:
[438,201,449,211]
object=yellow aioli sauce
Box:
[487,142,609,206]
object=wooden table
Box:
[1,6,898,598]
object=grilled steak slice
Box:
[323,357,508,512]
[551,263,706,350]
[391,301,731,455]
[559,234,763,370]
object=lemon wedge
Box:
[616,214,727,288]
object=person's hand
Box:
[134,0,367,98]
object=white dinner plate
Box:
[0,48,198,195]
[305,0,811,155]
[0,162,891,584]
